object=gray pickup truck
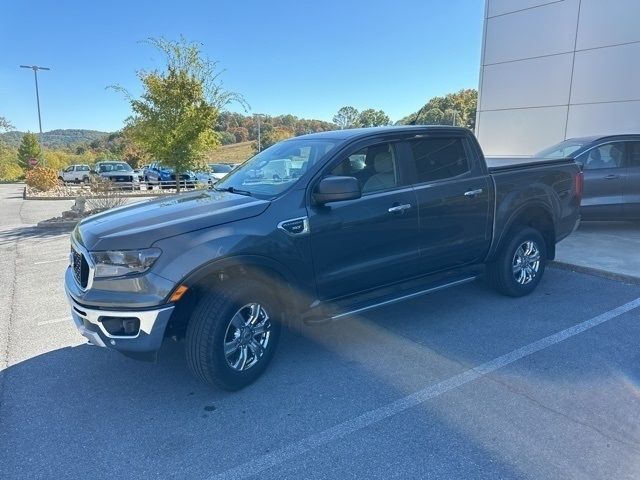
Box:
[64,126,582,390]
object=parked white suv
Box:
[58,164,91,184]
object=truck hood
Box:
[76,190,270,250]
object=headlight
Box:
[91,248,161,278]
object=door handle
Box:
[388,203,412,213]
[604,174,620,180]
[464,188,484,197]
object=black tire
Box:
[185,280,281,390]
[487,226,547,297]
[82,176,90,185]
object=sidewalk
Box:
[554,221,640,284]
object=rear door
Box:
[404,134,492,273]
[624,141,640,219]
[576,141,627,219]
[308,139,420,300]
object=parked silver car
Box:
[58,164,91,184]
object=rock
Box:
[71,196,86,213]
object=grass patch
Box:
[206,141,254,165]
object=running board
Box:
[304,275,478,325]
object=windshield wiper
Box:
[214,186,253,196]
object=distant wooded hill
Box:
[0,129,110,149]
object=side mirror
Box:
[313,176,361,205]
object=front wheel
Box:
[487,227,547,297]
[185,281,281,390]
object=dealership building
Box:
[475,0,640,156]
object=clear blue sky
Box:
[1,0,485,133]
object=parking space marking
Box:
[34,258,68,265]
[210,297,640,480]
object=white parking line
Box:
[37,317,69,326]
[34,258,68,265]
[210,297,640,480]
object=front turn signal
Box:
[169,285,188,302]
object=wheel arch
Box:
[164,255,305,338]
[490,203,556,262]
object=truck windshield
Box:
[215,138,338,199]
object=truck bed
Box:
[486,156,574,172]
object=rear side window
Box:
[629,142,640,167]
[408,137,470,183]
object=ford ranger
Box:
[64,126,582,390]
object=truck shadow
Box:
[1,269,638,478]
[0,333,532,480]
[0,225,72,246]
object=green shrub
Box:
[25,166,59,191]
[0,161,23,182]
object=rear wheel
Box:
[185,281,281,390]
[487,227,547,297]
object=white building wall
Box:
[476,0,640,156]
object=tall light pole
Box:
[20,65,50,165]
[254,113,265,152]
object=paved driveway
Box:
[1,184,639,479]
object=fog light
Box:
[100,316,140,336]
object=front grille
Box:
[113,176,130,182]
[71,246,89,289]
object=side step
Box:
[304,275,478,325]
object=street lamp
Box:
[254,113,266,152]
[20,64,50,165]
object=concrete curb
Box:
[23,187,173,201]
[550,260,640,286]
[36,220,78,229]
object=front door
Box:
[577,141,627,219]
[308,141,420,300]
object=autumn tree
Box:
[115,37,245,191]
[333,106,359,129]
[398,89,478,130]
[357,109,391,127]
[422,108,444,125]
[0,116,13,133]
[0,116,14,156]
[17,132,41,169]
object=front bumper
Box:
[65,289,174,356]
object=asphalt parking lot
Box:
[1,183,640,480]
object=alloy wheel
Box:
[512,240,541,285]
[223,303,272,371]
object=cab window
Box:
[408,137,470,183]
[330,143,398,194]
